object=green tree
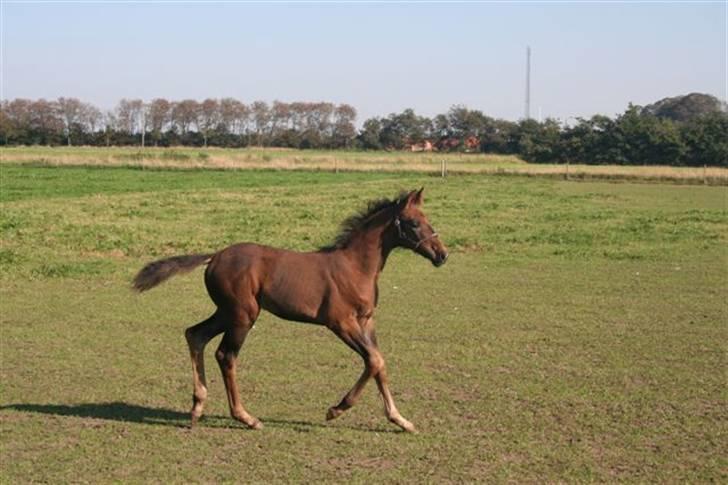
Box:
[357,118,383,150]
[516,118,562,163]
[379,109,430,149]
[562,115,626,164]
[617,105,685,165]
[642,93,726,122]
[681,112,728,167]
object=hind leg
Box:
[185,312,225,425]
[216,306,261,429]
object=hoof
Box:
[232,414,263,430]
[190,408,204,427]
[190,395,206,427]
[247,419,263,430]
[401,422,417,433]
[326,407,343,421]
[390,416,417,433]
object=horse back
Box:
[204,243,352,325]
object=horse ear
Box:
[409,187,424,206]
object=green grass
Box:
[1,165,726,482]
[0,164,408,203]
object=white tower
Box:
[525,46,531,120]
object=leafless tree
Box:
[81,103,103,134]
[250,101,270,146]
[171,99,198,135]
[31,99,63,142]
[289,102,308,132]
[2,99,32,143]
[102,111,118,146]
[196,98,220,147]
[219,98,246,135]
[148,98,171,146]
[0,96,359,149]
[116,98,146,143]
[0,101,12,144]
[57,97,85,146]
[332,104,357,148]
[270,101,292,139]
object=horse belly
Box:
[259,270,327,325]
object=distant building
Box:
[435,136,480,152]
[408,140,435,152]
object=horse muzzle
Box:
[432,249,449,267]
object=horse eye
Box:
[411,220,420,228]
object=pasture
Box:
[0,161,726,482]
[3,145,727,185]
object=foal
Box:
[133,188,448,432]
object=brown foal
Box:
[133,188,448,432]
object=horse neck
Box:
[341,213,397,277]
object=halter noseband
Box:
[394,217,439,249]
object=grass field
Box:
[2,145,727,185]
[1,161,726,482]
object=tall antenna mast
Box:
[525,46,531,120]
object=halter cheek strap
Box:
[413,232,439,249]
[394,218,439,249]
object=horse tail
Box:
[132,253,214,292]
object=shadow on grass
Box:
[262,417,400,434]
[0,402,189,428]
[0,402,402,433]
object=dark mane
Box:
[319,191,407,251]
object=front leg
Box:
[372,359,415,433]
[326,365,372,421]
[326,318,374,421]
[326,317,415,432]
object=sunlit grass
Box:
[1,165,726,482]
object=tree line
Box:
[1,93,725,166]
[358,94,727,167]
[0,98,357,149]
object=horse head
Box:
[393,188,449,267]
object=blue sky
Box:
[2,1,726,123]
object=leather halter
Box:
[394,217,439,249]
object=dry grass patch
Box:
[2,146,725,184]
